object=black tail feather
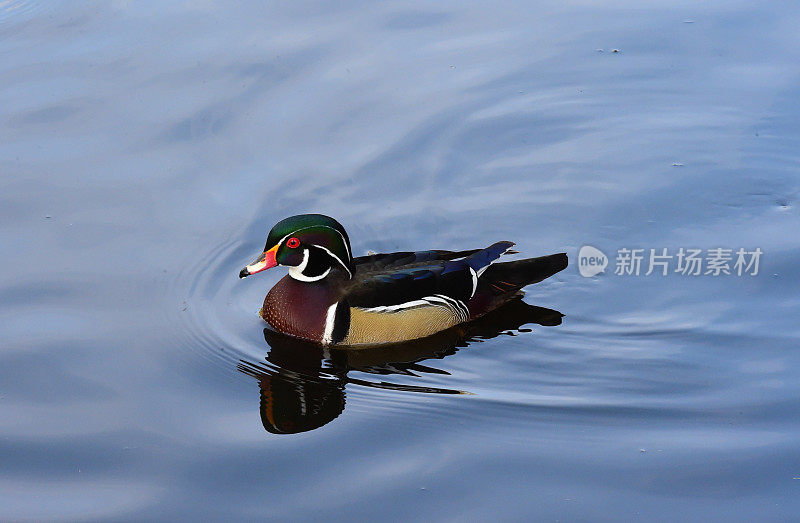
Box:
[482,253,568,294]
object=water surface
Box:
[1,1,799,520]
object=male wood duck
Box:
[239,214,567,346]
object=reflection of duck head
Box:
[238,340,344,435]
[238,296,563,434]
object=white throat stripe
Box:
[289,249,332,282]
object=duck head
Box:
[239,214,353,282]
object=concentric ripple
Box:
[168,233,277,373]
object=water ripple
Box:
[168,234,269,376]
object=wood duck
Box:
[239,214,567,346]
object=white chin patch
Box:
[289,266,331,282]
[288,249,331,282]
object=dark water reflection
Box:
[239,299,563,434]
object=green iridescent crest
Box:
[265,214,353,273]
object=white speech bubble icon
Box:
[578,245,608,277]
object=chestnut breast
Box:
[260,275,337,342]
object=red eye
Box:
[286,237,300,249]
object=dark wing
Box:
[345,263,459,308]
[344,242,514,308]
[352,249,481,272]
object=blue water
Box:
[2,1,799,520]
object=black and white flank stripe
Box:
[361,293,470,323]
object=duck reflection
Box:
[237,297,563,434]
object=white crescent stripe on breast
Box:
[322,302,338,345]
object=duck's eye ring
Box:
[286,237,300,249]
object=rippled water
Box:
[2,1,800,519]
